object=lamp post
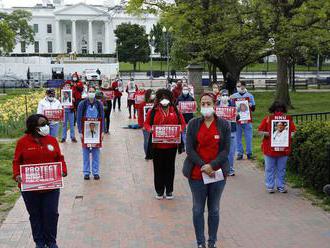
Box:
[148,35,155,81]
[162,26,173,81]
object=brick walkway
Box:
[1,104,329,248]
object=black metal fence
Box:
[291,112,330,123]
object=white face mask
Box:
[150,94,155,100]
[88,92,96,99]
[237,87,246,94]
[160,99,170,107]
[182,90,189,95]
[221,96,229,102]
[200,107,215,118]
[73,77,77,81]
[47,96,54,102]
[37,125,50,136]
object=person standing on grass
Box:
[231,81,255,160]
[61,81,77,143]
[12,114,67,248]
[258,101,296,193]
[77,86,105,180]
[37,89,62,138]
[144,89,186,200]
[126,79,138,119]
[182,92,230,248]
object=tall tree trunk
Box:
[133,62,137,72]
[212,64,217,83]
[275,54,292,108]
[208,62,212,86]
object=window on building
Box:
[66,24,71,34]
[67,41,72,53]
[47,41,53,53]
[34,41,39,53]
[33,24,38,33]
[21,41,26,53]
[47,24,52,33]
[97,42,102,54]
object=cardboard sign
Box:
[152,125,181,144]
[82,118,102,148]
[102,90,114,100]
[143,103,154,122]
[270,115,291,152]
[61,89,73,108]
[178,101,197,114]
[235,97,252,124]
[216,107,237,122]
[20,162,63,192]
[44,109,64,122]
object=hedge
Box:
[288,121,330,193]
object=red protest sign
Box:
[178,101,197,114]
[102,90,114,100]
[234,97,252,124]
[44,109,64,122]
[152,125,181,144]
[270,115,292,152]
[134,91,145,105]
[216,107,237,122]
[20,162,63,192]
[82,118,103,148]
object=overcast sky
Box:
[2,0,121,8]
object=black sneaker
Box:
[94,174,100,180]
[71,138,78,143]
[197,245,206,248]
[208,244,217,248]
[155,193,163,200]
[165,192,174,200]
[236,155,243,160]
[84,175,90,180]
[60,138,66,143]
[247,154,255,160]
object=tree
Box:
[114,23,150,71]
[0,10,34,55]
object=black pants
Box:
[113,96,121,110]
[104,100,112,133]
[127,100,136,117]
[21,189,60,247]
[153,148,177,195]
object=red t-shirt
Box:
[191,120,220,180]
[12,134,68,189]
[111,81,122,97]
[258,113,296,157]
[144,106,186,149]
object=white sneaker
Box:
[267,188,275,194]
[165,193,174,200]
[155,194,163,200]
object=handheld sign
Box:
[102,90,114,100]
[82,118,103,148]
[178,101,197,114]
[61,89,73,108]
[152,125,181,144]
[44,109,64,122]
[215,107,237,122]
[134,91,145,105]
[143,103,154,122]
[270,115,291,152]
[20,162,63,191]
[235,97,252,124]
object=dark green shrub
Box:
[288,121,330,193]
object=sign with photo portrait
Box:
[235,97,252,124]
[60,89,73,108]
[270,115,291,152]
[82,118,102,148]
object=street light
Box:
[162,26,172,81]
[148,35,155,80]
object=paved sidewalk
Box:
[0,105,329,248]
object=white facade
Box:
[3,2,158,54]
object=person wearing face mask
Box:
[212,83,222,105]
[172,80,183,102]
[37,89,62,138]
[230,81,256,160]
[176,84,195,146]
[144,89,186,200]
[77,86,105,180]
[60,81,78,143]
[140,89,155,157]
[12,114,67,248]
[100,81,113,134]
[126,79,138,119]
[112,79,123,111]
[258,101,296,193]
[182,93,230,248]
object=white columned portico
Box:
[55,20,61,53]
[104,20,110,54]
[88,20,93,54]
[72,20,77,53]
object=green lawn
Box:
[0,142,19,223]
[119,61,330,72]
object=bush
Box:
[288,121,330,193]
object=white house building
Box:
[2,0,158,55]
